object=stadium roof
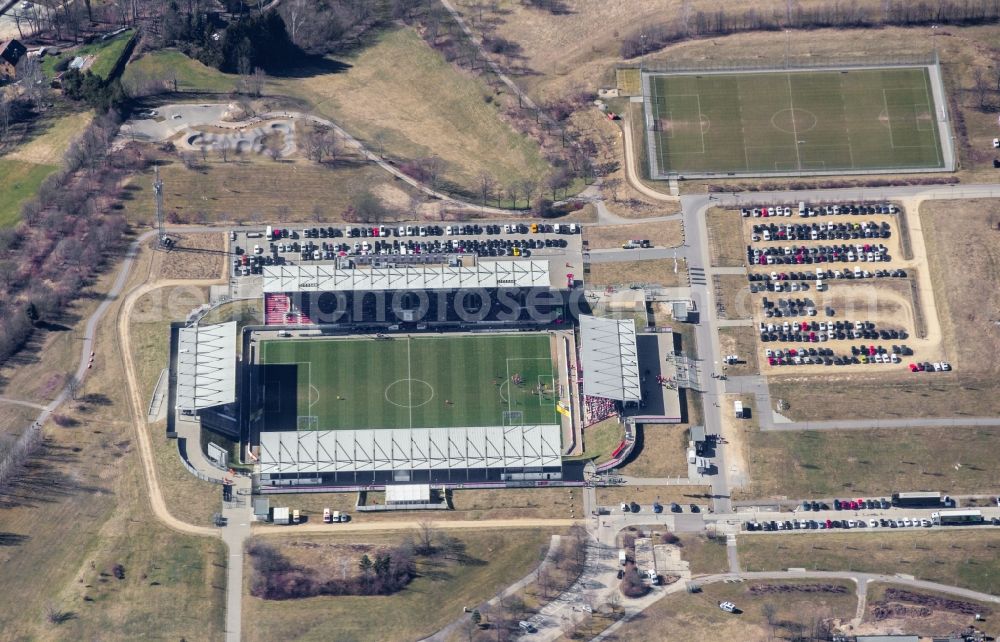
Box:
[257,424,562,474]
[579,315,641,402]
[176,322,237,411]
[261,261,551,293]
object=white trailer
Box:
[272,507,290,525]
[734,400,745,419]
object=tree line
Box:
[621,0,1000,58]
[0,111,132,367]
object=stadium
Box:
[173,254,673,489]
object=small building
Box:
[671,301,689,322]
[272,506,290,525]
[0,40,27,81]
[253,498,270,522]
[689,425,706,443]
[385,484,431,505]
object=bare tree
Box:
[249,67,266,98]
[312,203,325,222]
[373,130,387,158]
[973,67,990,111]
[536,566,553,599]
[604,177,623,202]
[220,138,231,162]
[478,172,496,209]
[519,178,537,208]
[425,156,444,193]
[416,519,436,554]
[506,183,520,209]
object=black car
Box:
[629,502,640,513]
[690,504,700,513]
[833,499,842,510]
[811,501,820,511]
[670,503,682,513]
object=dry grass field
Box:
[740,424,1000,499]
[602,579,856,642]
[616,423,692,479]
[583,220,683,249]
[243,528,557,642]
[706,208,747,268]
[859,584,1000,639]
[0,248,226,640]
[676,533,730,575]
[714,275,752,320]
[718,327,760,376]
[0,259,124,409]
[740,530,1000,595]
[122,157,422,225]
[452,0,850,100]
[154,233,226,281]
[272,28,554,199]
[587,258,688,288]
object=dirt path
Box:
[621,110,678,203]
[116,277,223,538]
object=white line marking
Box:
[407,337,413,429]
[786,73,802,170]
[882,89,896,149]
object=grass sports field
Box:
[258,335,559,431]
[645,66,945,175]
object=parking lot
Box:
[734,202,948,375]
[228,221,585,291]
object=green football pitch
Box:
[645,67,945,175]
[258,334,559,431]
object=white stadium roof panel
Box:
[579,315,641,402]
[175,322,237,411]
[258,425,562,475]
[261,261,551,293]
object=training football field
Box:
[258,334,559,431]
[645,66,945,175]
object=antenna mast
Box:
[154,166,171,248]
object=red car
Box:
[909,363,919,372]
[826,519,833,528]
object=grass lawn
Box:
[244,528,557,642]
[603,579,856,642]
[740,424,1000,499]
[0,159,58,227]
[572,417,625,465]
[123,49,237,93]
[676,533,730,575]
[616,423,691,479]
[706,207,746,268]
[42,30,134,79]
[121,158,418,225]
[271,27,554,200]
[258,334,558,430]
[646,66,944,175]
[587,258,688,288]
[739,530,1000,595]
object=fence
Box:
[637,51,938,75]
